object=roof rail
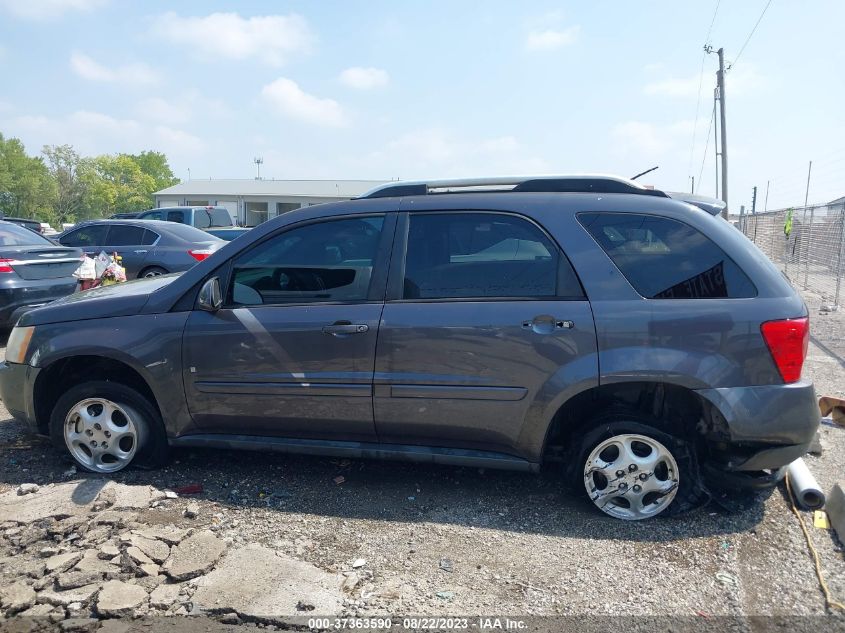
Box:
[359,175,669,199]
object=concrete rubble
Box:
[0,480,354,622]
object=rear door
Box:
[101,224,156,278]
[374,210,597,458]
[182,213,396,440]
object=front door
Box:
[183,214,394,441]
[374,211,597,457]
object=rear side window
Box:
[105,225,147,246]
[60,225,108,247]
[579,213,756,299]
[167,211,186,224]
[403,212,583,299]
[140,229,158,245]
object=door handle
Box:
[522,316,574,333]
[134,250,148,254]
[322,322,369,336]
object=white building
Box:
[153,179,388,227]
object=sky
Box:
[1,0,843,211]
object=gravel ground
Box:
[0,288,843,625]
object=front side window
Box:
[60,225,108,247]
[105,224,147,246]
[579,212,756,299]
[403,212,581,299]
[167,210,186,224]
[228,216,384,306]
[140,211,162,221]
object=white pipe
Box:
[786,458,825,510]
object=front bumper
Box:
[0,361,41,434]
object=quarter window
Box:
[579,213,756,299]
[403,213,582,299]
[228,216,384,306]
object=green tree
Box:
[129,151,179,191]
[0,133,54,220]
[82,154,157,217]
[42,144,89,224]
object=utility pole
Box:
[751,186,757,214]
[253,157,263,180]
[690,176,695,194]
[764,180,770,212]
[706,46,729,218]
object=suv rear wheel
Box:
[49,381,167,473]
[577,420,706,520]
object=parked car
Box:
[109,212,140,220]
[1,217,44,234]
[0,175,819,520]
[56,220,224,279]
[206,227,251,241]
[136,206,233,230]
[0,220,82,327]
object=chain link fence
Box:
[739,203,845,306]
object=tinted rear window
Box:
[156,222,224,243]
[578,212,756,299]
[0,222,53,246]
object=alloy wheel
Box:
[64,398,139,473]
[583,433,679,520]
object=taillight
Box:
[760,317,809,383]
[189,249,214,262]
[0,258,15,273]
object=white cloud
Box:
[1,109,203,158]
[70,51,158,85]
[151,11,313,66]
[644,64,765,98]
[339,67,389,90]
[134,93,230,126]
[0,0,107,20]
[365,128,551,177]
[261,78,346,127]
[612,120,695,157]
[525,26,580,52]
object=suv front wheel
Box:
[49,381,167,474]
[577,420,706,520]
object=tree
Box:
[0,133,54,219]
[129,151,179,191]
[42,144,88,224]
[82,154,157,217]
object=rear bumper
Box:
[0,278,78,327]
[0,361,41,433]
[696,380,819,489]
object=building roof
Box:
[154,179,389,199]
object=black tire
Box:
[573,418,709,519]
[49,380,168,473]
[139,266,168,279]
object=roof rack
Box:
[359,175,669,199]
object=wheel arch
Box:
[539,380,730,465]
[34,353,162,435]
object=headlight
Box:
[6,326,34,365]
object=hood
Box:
[19,274,181,327]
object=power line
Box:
[688,0,721,177]
[731,0,774,69]
[696,101,716,195]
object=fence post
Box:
[803,207,814,289]
[836,205,845,307]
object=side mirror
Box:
[197,277,222,312]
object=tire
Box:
[139,266,168,279]
[574,418,708,520]
[49,380,168,474]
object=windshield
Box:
[0,222,53,246]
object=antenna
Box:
[253,157,264,180]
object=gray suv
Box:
[0,176,819,520]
